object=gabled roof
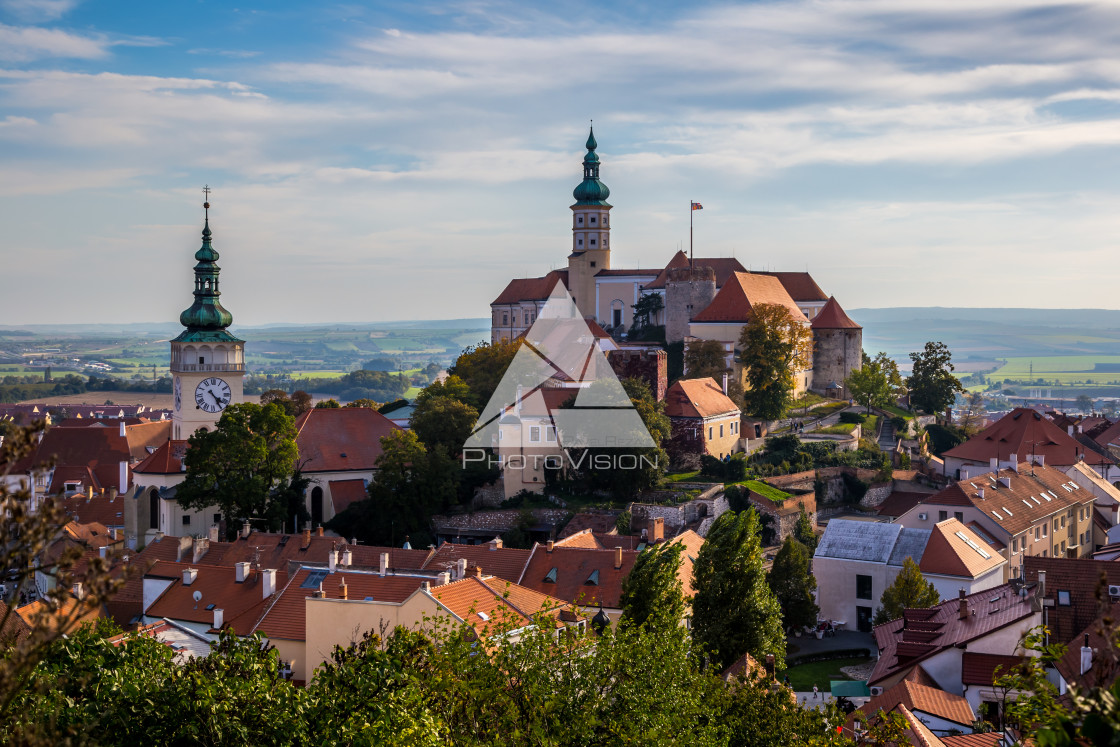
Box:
[690,272,807,324]
[1023,555,1120,644]
[918,519,1006,579]
[810,296,861,330]
[222,531,430,573]
[1054,601,1120,692]
[642,251,747,290]
[432,574,574,630]
[518,543,638,609]
[421,542,531,585]
[868,583,1036,686]
[851,679,975,731]
[921,464,1095,537]
[59,491,125,528]
[815,519,929,566]
[294,407,401,473]
[943,408,1111,467]
[328,479,367,514]
[876,490,934,518]
[31,426,134,493]
[752,271,828,303]
[144,561,286,631]
[664,378,740,420]
[491,270,569,306]
[1090,418,1120,449]
[133,439,188,475]
[558,513,620,539]
[940,734,1004,747]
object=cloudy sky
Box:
[4,0,1120,326]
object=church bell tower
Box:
[170,190,245,439]
[567,125,612,320]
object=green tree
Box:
[315,398,341,408]
[873,557,941,625]
[176,403,300,537]
[845,351,902,412]
[684,338,729,381]
[793,506,818,554]
[448,340,520,410]
[767,536,819,631]
[410,396,479,457]
[344,397,380,409]
[1076,394,1094,413]
[737,303,815,421]
[629,292,665,341]
[415,373,473,406]
[907,341,965,415]
[692,509,786,671]
[619,541,685,630]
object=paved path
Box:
[789,629,875,656]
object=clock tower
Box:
[170,192,245,439]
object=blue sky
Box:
[5,0,1120,325]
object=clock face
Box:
[173,377,181,412]
[195,377,232,413]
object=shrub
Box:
[839,412,866,424]
[890,415,908,432]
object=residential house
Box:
[517,542,638,624]
[848,675,977,737]
[1021,555,1120,646]
[141,561,287,638]
[664,377,742,459]
[1064,461,1120,545]
[895,463,1098,579]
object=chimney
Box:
[192,537,209,564]
[990,457,998,472]
[119,420,126,438]
[339,577,348,600]
[437,571,451,586]
[977,488,985,500]
[341,548,352,567]
[1038,570,1047,599]
[1009,453,1018,472]
[958,588,968,620]
[302,529,311,548]
[379,552,389,577]
[456,557,468,580]
[1081,633,1093,675]
[317,526,324,537]
[328,550,338,573]
[72,582,84,599]
[614,546,623,570]
[208,524,219,543]
[177,536,192,562]
[722,372,728,396]
[99,545,107,559]
[999,477,1012,489]
[547,540,554,553]
[235,562,250,583]
[261,569,277,598]
[213,608,224,629]
[183,568,198,586]
[241,522,251,539]
[470,565,483,579]
[648,517,665,544]
[421,580,431,593]
[1068,425,1075,437]
[489,537,503,551]
[119,460,128,494]
[109,528,117,541]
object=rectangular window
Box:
[954,512,964,522]
[214,513,221,524]
[590,216,596,224]
[546,426,556,442]
[182,515,191,526]
[589,261,596,267]
[1036,527,1041,540]
[856,575,873,600]
[530,427,541,442]
[1042,525,1048,538]
[578,239,583,246]
[720,425,724,437]
[708,426,713,440]
[938,510,948,522]
[590,239,596,246]
[502,314,508,325]
[1012,538,1018,553]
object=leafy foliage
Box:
[447,340,521,411]
[793,507,818,554]
[767,536,819,630]
[845,351,904,412]
[620,541,686,630]
[873,557,941,625]
[684,338,730,380]
[907,341,965,415]
[737,303,815,421]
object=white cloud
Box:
[0,22,107,60]
[0,0,79,23]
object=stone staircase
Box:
[877,416,895,451]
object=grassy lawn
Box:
[813,422,857,436]
[863,415,879,436]
[806,402,847,419]
[739,480,791,502]
[881,404,913,419]
[664,470,701,483]
[782,656,871,691]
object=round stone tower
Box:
[810,296,862,397]
[664,265,717,344]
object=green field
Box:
[989,355,1120,385]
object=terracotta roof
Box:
[664,378,740,420]
[869,583,1037,686]
[748,271,828,302]
[144,561,286,631]
[642,251,747,290]
[1023,555,1120,644]
[106,536,204,627]
[894,704,947,747]
[810,296,861,329]
[722,651,765,681]
[902,665,940,688]
[877,490,934,518]
[961,652,1023,685]
[690,272,807,324]
[421,542,531,585]
[941,734,1005,747]
[432,574,572,630]
[918,519,1006,579]
[491,270,568,305]
[920,464,1095,537]
[944,408,1111,467]
[255,567,427,642]
[517,544,638,609]
[1091,419,1120,449]
[59,491,125,528]
[851,679,975,731]
[0,601,31,643]
[669,530,706,598]
[33,426,133,493]
[1053,601,1120,692]
[294,407,401,473]
[133,440,188,474]
[221,531,430,573]
[328,479,368,514]
[13,595,103,637]
[554,529,600,548]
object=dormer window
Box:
[585,570,600,585]
[544,568,557,583]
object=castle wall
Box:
[664,267,716,344]
[608,347,667,401]
[812,328,863,397]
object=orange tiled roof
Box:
[690,272,807,324]
[918,519,1006,579]
[491,271,569,306]
[221,531,431,573]
[664,377,740,420]
[852,679,974,729]
[517,544,637,609]
[558,512,621,538]
[752,271,828,302]
[144,561,288,631]
[421,542,531,584]
[810,296,861,329]
[133,439,188,474]
[944,408,1111,467]
[59,491,125,528]
[941,734,1004,747]
[554,529,600,548]
[432,574,572,630]
[294,407,401,473]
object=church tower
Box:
[567,126,612,320]
[170,192,245,439]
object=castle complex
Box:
[491,128,863,398]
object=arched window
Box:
[149,489,160,530]
[311,486,324,526]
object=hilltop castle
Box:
[490,127,862,399]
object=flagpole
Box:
[689,199,694,281]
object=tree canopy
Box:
[176,402,301,537]
[684,339,729,381]
[907,341,965,415]
[873,557,941,625]
[619,540,685,630]
[845,351,904,412]
[737,303,814,421]
[447,340,521,411]
[767,536,819,631]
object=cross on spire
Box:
[202,185,211,218]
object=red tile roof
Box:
[918,519,1006,579]
[869,583,1037,686]
[1023,555,1120,645]
[491,270,569,305]
[59,491,125,528]
[941,734,1005,747]
[294,407,401,473]
[144,561,286,631]
[432,574,572,630]
[33,426,133,493]
[643,252,747,290]
[517,544,638,609]
[133,440,188,475]
[961,652,1023,685]
[421,542,531,584]
[810,296,861,329]
[753,271,828,302]
[558,512,621,538]
[851,679,975,730]
[328,479,367,514]
[1054,601,1120,692]
[944,408,1111,468]
[221,531,431,573]
[664,378,740,420]
[690,272,807,324]
[876,490,935,518]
